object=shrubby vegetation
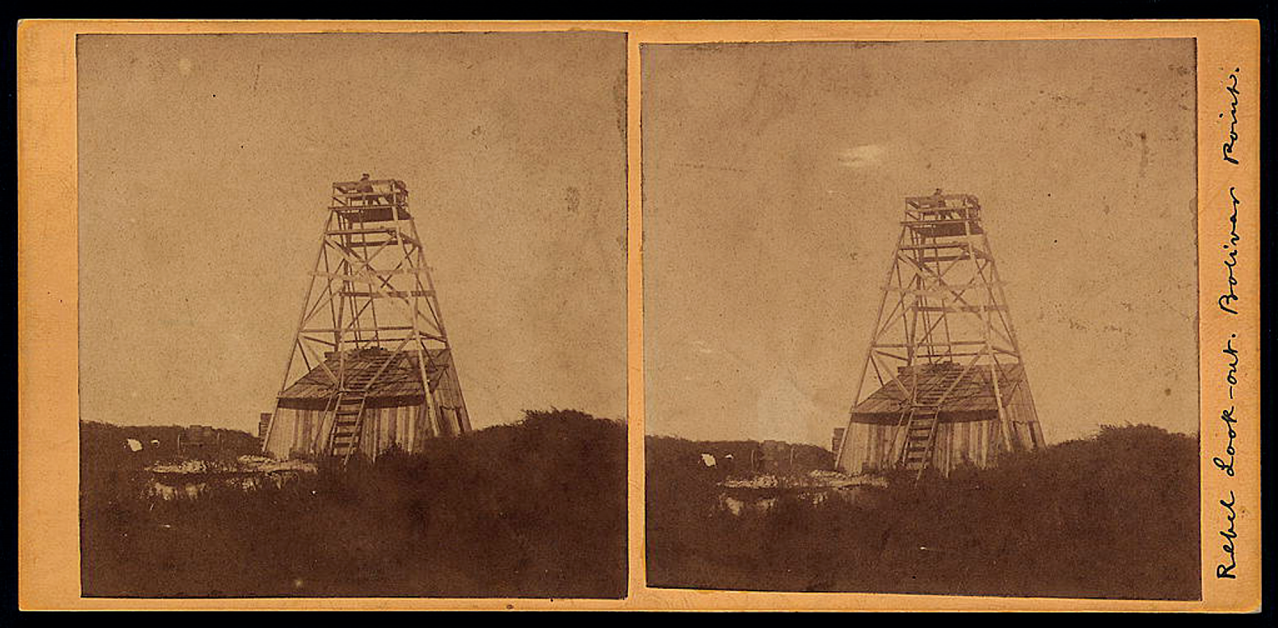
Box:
[81,410,627,598]
[646,424,1200,600]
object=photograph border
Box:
[17,19,1262,612]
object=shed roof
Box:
[850,362,1026,425]
[277,347,453,409]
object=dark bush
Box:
[80,410,627,598]
[646,424,1200,600]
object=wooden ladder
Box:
[325,353,397,465]
[899,366,965,478]
[328,392,369,463]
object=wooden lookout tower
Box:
[834,191,1044,479]
[262,176,471,463]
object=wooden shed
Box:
[263,347,469,460]
[839,362,1041,476]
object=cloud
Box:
[837,144,886,168]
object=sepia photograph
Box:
[16,19,1262,612]
[75,31,628,598]
[642,39,1201,599]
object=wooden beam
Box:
[326,227,399,236]
[914,304,1007,313]
[898,242,971,251]
[339,290,434,298]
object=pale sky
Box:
[78,33,627,434]
[642,40,1198,446]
